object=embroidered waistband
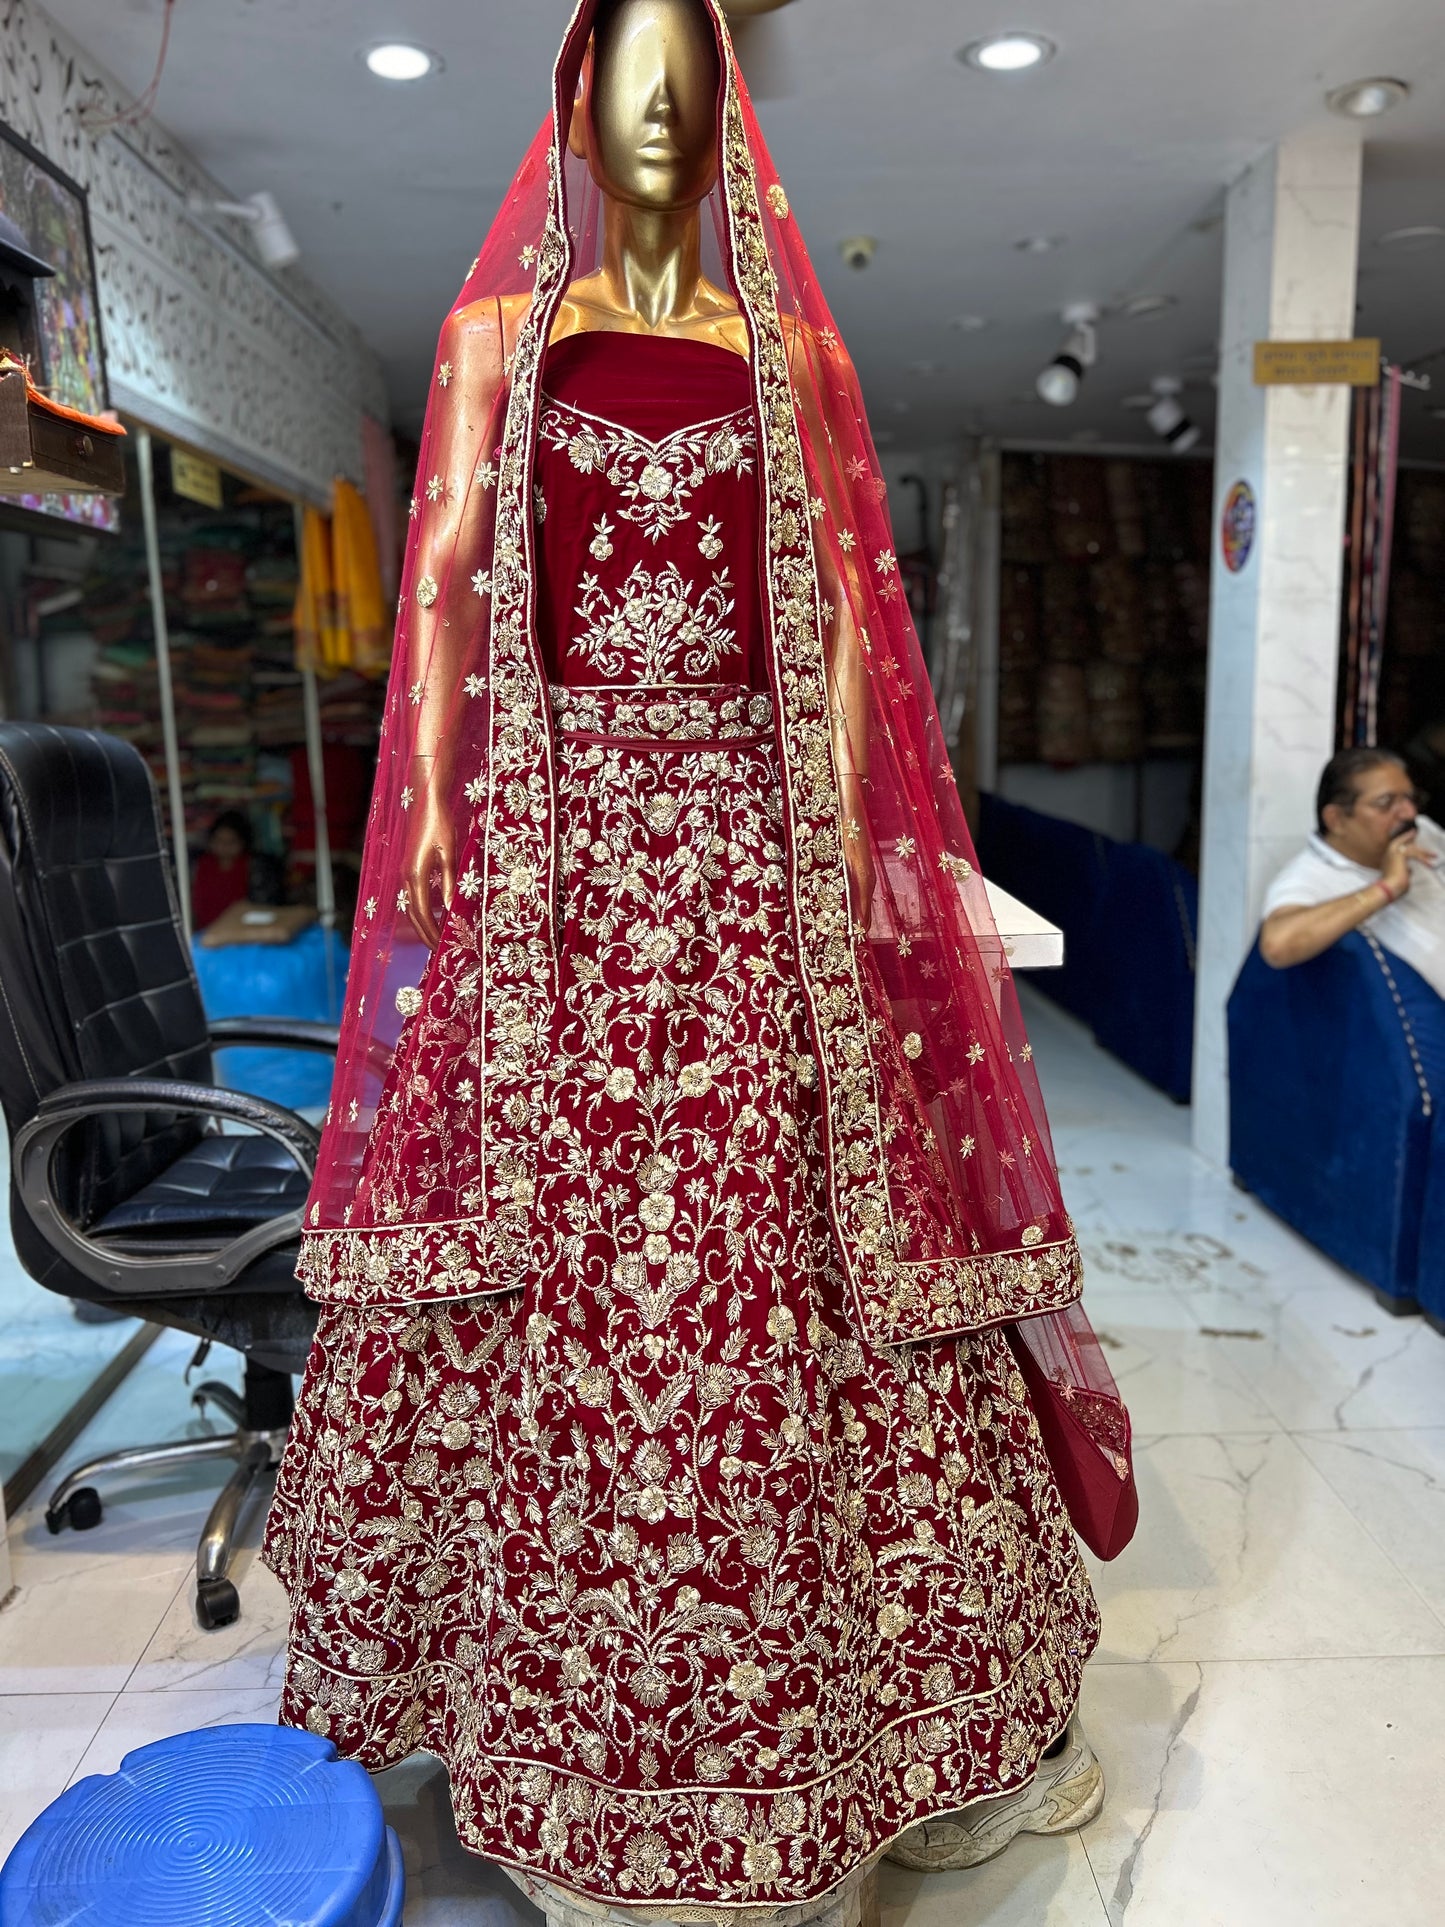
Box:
[550,682,774,743]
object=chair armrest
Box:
[208,1018,341,1057]
[14,1078,318,1300]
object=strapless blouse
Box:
[534,332,765,689]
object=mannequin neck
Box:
[597,196,706,329]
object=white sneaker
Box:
[886,1723,1105,1872]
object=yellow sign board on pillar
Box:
[1252,339,1381,387]
[170,446,224,509]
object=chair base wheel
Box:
[195,1577,240,1629]
[46,1487,103,1534]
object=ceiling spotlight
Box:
[1036,303,1098,407]
[365,42,441,82]
[189,191,300,269]
[959,32,1056,73]
[840,235,877,271]
[1326,76,1408,119]
[1145,376,1201,453]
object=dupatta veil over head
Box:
[304,0,1129,1490]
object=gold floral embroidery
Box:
[538,395,755,542]
[267,1273,1097,1907]
[569,561,738,683]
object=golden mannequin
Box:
[401,0,745,943]
[552,0,748,356]
[401,0,869,943]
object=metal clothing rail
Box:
[135,427,192,938]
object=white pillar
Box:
[1191,130,1363,1166]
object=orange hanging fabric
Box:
[293,505,340,674]
[331,478,390,677]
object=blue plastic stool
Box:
[0,1725,404,1926]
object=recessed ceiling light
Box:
[1377,225,1445,253]
[959,32,1056,73]
[1326,76,1408,119]
[365,42,441,82]
[1015,234,1065,254]
[950,313,989,333]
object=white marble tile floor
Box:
[0,1129,143,1490]
[0,988,1441,1923]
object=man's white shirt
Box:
[1262,815,1445,999]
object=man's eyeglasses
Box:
[1354,787,1428,815]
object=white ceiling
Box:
[40,0,1445,456]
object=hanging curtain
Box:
[1342,365,1403,746]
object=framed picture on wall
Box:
[0,118,119,535]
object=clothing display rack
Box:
[997,450,1212,770]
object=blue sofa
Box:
[977,793,1198,1102]
[1228,931,1445,1320]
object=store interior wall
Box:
[3,0,387,504]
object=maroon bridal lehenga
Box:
[264,3,1123,1913]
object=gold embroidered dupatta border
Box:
[299,0,1082,1345]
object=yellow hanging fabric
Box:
[294,505,341,674]
[332,478,390,677]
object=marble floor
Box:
[2,987,1442,1924]
[0,1128,141,1491]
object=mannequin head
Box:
[572,0,720,211]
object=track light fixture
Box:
[1036,303,1098,407]
[188,191,300,269]
[1145,377,1201,453]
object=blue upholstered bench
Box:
[977,792,1198,1102]
[1228,931,1445,1315]
[0,1724,404,1926]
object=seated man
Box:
[1260,747,1445,996]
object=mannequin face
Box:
[580,0,720,211]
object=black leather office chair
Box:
[0,724,331,1628]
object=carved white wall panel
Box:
[0,0,388,504]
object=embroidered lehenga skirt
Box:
[264,334,1098,1913]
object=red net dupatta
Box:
[299,0,1132,1549]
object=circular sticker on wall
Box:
[1221,479,1256,574]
